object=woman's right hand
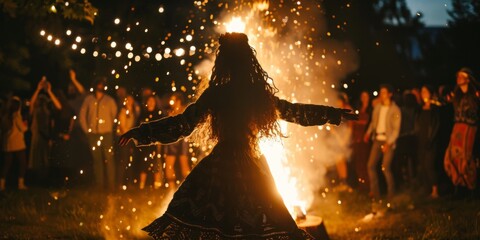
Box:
[69,69,76,81]
[37,76,47,90]
[118,127,140,146]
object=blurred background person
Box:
[64,68,91,187]
[351,90,373,192]
[28,77,62,185]
[66,69,86,114]
[364,84,401,200]
[1,96,28,190]
[444,68,480,196]
[140,87,162,110]
[115,85,141,117]
[414,85,440,198]
[137,95,165,189]
[116,94,138,189]
[394,90,419,189]
[115,86,128,112]
[330,92,353,191]
[164,92,191,190]
[49,88,77,188]
[79,77,117,191]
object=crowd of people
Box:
[0,70,192,191]
[334,67,479,200]
[0,67,478,201]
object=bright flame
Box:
[225,17,246,33]
[259,121,306,219]
[222,8,314,220]
[253,1,269,11]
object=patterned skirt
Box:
[444,123,477,189]
[143,144,314,239]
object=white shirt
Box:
[375,105,389,141]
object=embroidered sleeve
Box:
[135,100,206,146]
[275,97,342,126]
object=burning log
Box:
[297,215,330,240]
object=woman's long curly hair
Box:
[196,33,280,150]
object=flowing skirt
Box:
[143,144,313,239]
[444,123,477,189]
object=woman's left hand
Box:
[118,128,140,146]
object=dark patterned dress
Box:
[444,90,479,189]
[135,87,341,239]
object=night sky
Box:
[406,0,451,26]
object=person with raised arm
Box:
[79,77,117,191]
[444,68,480,195]
[29,77,62,184]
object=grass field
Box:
[1,187,479,239]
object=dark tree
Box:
[446,0,480,75]
[322,0,424,92]
[0,0,96,94]
[414,0,480,88]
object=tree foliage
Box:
[448,0,480,25]
[0,0,96,23]
[445,0,480,80]
[322,0,424,91]
[0,0,96,94]
[1,0,478,96]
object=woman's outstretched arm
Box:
[275,97,357,126]
[119,96,207,147]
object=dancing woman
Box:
[444,68,479,192]
[119,33,357,239]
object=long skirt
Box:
[444,123,477,189]
[143,143,313,239]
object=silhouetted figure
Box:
[395,90,419,188]
[414,85,440,198]
[119,33,357,239]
